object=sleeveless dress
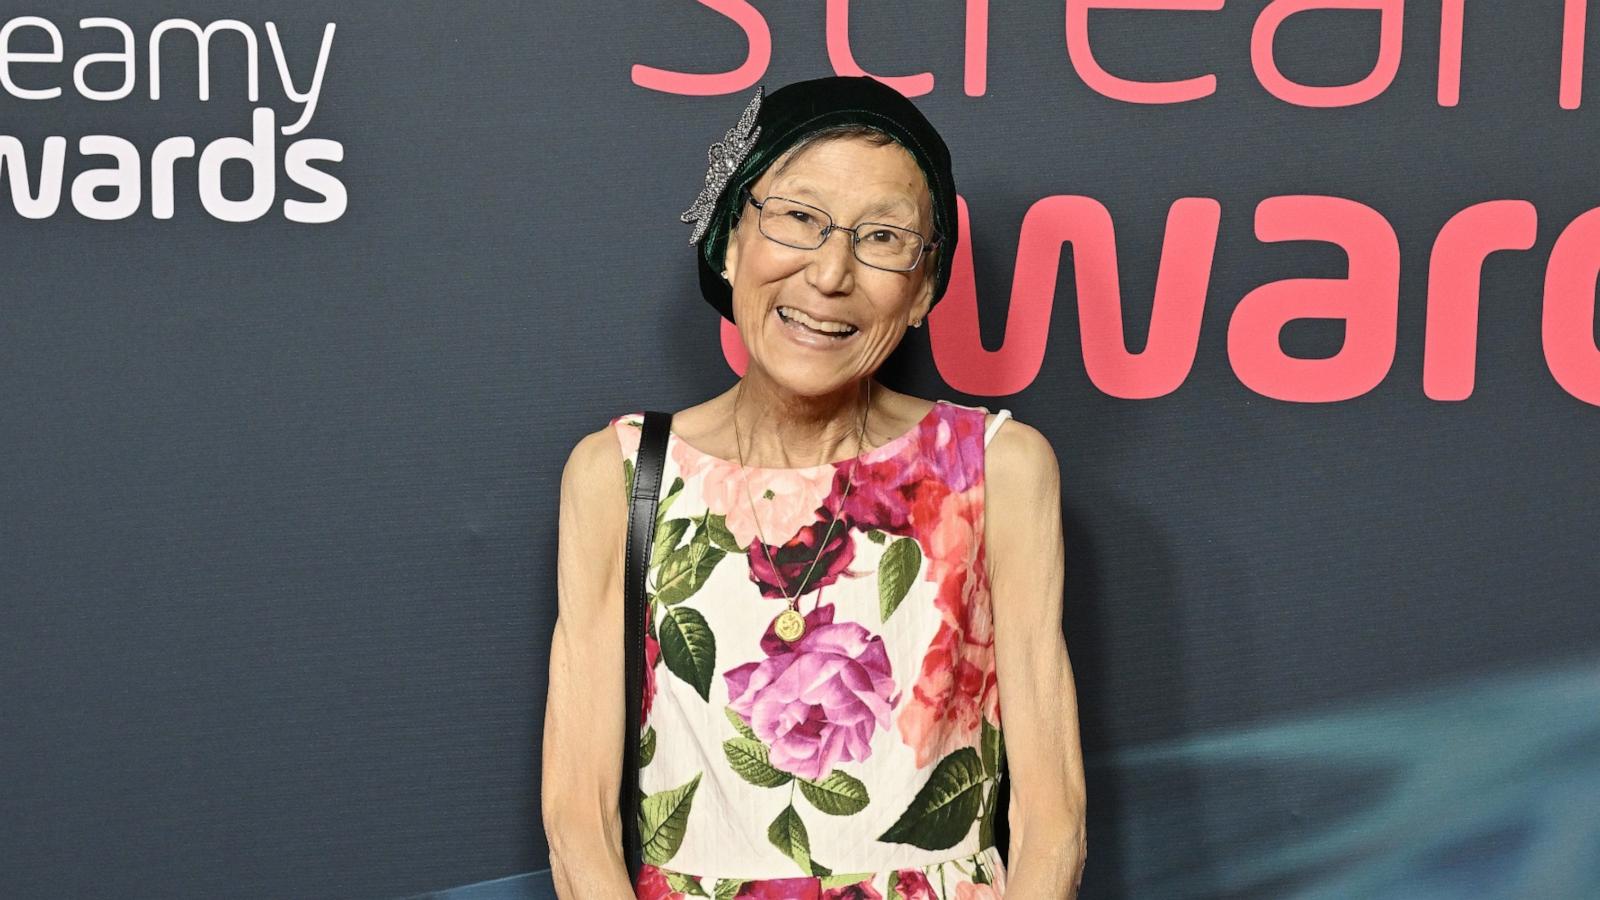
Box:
[611,399,1015,900]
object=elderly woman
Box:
[543,76,1085,898]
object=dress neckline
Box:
[666,400,943,472]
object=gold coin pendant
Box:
[773,608,806,641]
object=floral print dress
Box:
[611,399,1014,900]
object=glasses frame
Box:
[740,186,941,273]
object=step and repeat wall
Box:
[4,2,1597,898]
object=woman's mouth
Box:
[775,306,860,346]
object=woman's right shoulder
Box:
[561,411,652,499]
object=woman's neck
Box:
[728,374,876,468]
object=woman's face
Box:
[722,135,937,396]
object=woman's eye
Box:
[867,229,901,244]
[787,211,816,225]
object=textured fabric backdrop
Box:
[3,2,1596,898]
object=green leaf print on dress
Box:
[656,523,728,606]
[659,605,716,702]
[877,747,986,851]
[721,735,792,788]
[639,724,655,767]
[651,511,737,703]
[633,471,732,871]
[797,769,870,816]
[877,535,922,621]
[640,772,701,867]
[977,716,1007,851]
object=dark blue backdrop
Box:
[3,2,1596,898]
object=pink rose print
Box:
[836,449,927,536]
[838,403,984,536]
[897,489,999,767]
[642,611,661,726]
[735,877,822,899]
[890,869,938,899]
[614,414,838,551]
[909,407,985,494]
[822,880,886,899]
[634,863,687,899]
[746,512,857,599]
[665,429,716,481]
[680,444,838,550]
[723,603,901,781]
[954,883,1003,899]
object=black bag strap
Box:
[621,409,671,889]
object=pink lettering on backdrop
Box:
[719,315,749,375]
[1069,0,1223,104]
[931,195,1219,398]
[1437,0,1589,107]
[966,0,989,96]
[1422,202,1538,401]
[630,0,770,95]
[1561,0,1590,109]
[1543,208,1600,405]
[929,195,1050,395]
[1227,196,1400,402]
[826,0,934,97]
[634,0,1593,106]
[634,0,993,96]
[1437,0,1466,106]
[1253,0,1403,107]
[1446,0,1589,109]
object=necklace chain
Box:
[734,379,870,639]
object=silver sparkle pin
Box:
[680,85,763,246]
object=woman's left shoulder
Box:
[973,407,1058,486]
[979,411,1063,578]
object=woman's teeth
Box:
[777,306,859,337]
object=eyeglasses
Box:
[740,186,940,273]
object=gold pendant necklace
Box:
[735,379,870,642]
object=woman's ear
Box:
[720,208,745,282]
[722,235,739,283]
[909,259,936,326]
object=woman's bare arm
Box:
[541,424,635,899]
[985,415,1088,898]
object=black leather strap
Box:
[622,410,671,889]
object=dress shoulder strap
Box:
[984,408,1012,447]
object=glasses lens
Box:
[853,224,923,271]
[759,197,827,248]
[757,196,925,271]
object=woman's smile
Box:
[773,305,862,349]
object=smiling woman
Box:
[714,143,936,390]
[541,76,1087,899]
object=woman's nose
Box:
[807,227,858,290]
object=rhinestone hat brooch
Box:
[680,85,763,245]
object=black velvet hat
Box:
[680,76,959,325]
